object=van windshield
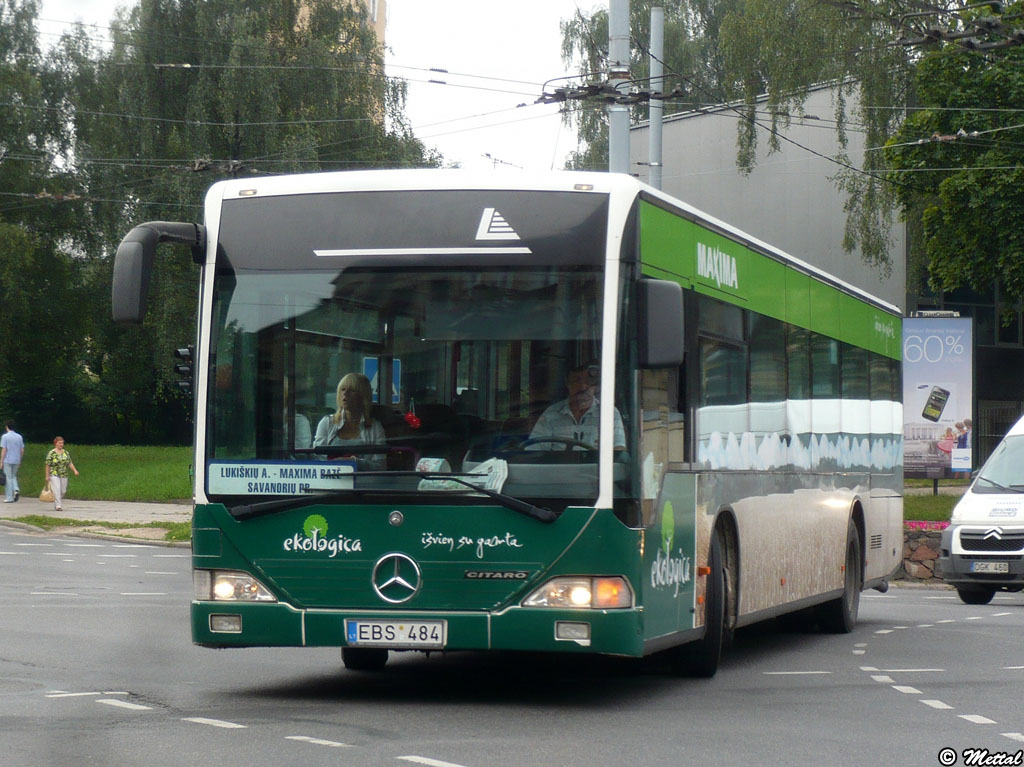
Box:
[974,435,1024,493]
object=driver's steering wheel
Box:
[517,437,598,452]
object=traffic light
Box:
[174,346,194,392]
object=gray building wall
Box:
[629,85,906,311]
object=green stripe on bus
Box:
[638,200,901,359]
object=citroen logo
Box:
[984,527,1004,540]
[371,553,421,604]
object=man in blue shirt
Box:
[528,363,625,451]
[2,420,25,503]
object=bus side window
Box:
[640,366,685,526]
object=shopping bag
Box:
[39,486,54,503]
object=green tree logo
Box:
[660,501,675,554]
[303,514,328,539]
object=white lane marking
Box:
[892,626,909,630]
[64,543,104,548]
[98,699,152,711]
[871,675,895,683]
[144,571,177,575]
[182,717,247,729]
[0,551,28,555]
[397,757,470,767]
[97,554,138,558]
[1003,666,1024,670]
[875,629,894,634]
[1003,733,1024,743]
[854,644,868,648]
[921,700,954,710]
[860,666,879,672]
[936,619,956,623]
[853,650,865,655]
[892,686,923,694]
[31,592,77,596]
[882,669,944,673]
[285,736,349,748]
[153,554,188,558]
[960,715,997,725]
[763,671,831,676]
[15,543,54,547]
[965,617,983,621]
[46,691,128,698]
[992,612,1011,617]
[120,592,167,596]
[917,624,934,628]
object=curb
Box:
[69,530,191,548]
[0,518,190,548]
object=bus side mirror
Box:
[638,278,684,368]
[112,221,206,324]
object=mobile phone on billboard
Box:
[922,386,950,422]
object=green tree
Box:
[0,0,91,440]
[560,0,736,170]
[884,23,1024,309]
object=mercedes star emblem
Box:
[371,552,422,604]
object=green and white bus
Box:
[113,170,903,676]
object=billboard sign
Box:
[902,317,973,476]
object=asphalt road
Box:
[2,525,1022,767]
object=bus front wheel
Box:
[672,529,725,678]
[342,647,389,671]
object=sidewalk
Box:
[0,497,192,545]
[4,497,193,524]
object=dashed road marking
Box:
[98,699,152,711]
[871,675,895,683]
[882,668,943,673]
[959,714,996,725]
[1003,733,1024,743]
[182,717,247,729]
[397,757,470,767]
[921,700,954,710]
[286,736,349,748]
[892,686,922,694]
[46,691,128,698]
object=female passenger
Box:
[313,373,386,469]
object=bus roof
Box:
[205,169,901,317]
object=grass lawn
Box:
[13,443,192,502]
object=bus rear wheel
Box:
[672,529,725,678]
[342,647,389,671]
[818,519,861,634]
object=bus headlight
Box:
[194,569,276,602]
[523,577,632,609]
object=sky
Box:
[36,0,598,173]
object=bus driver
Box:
[527,363,625,451]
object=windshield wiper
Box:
[975,475,1024,494]
[228,472,556,523]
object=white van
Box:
[939,414,1024,605]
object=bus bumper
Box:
[192,601,645,656]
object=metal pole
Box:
[608,0,630,174]
[649,6,664,190]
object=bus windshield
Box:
[206,263,613,509]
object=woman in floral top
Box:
[44,436,79,511]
